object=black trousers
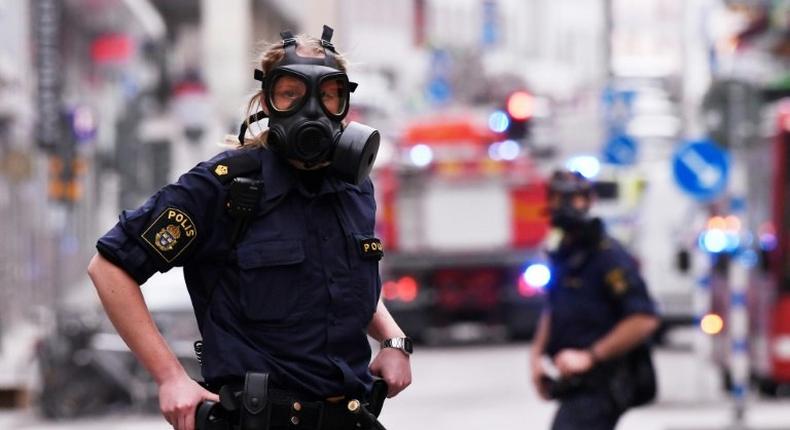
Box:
[551,388,623,430]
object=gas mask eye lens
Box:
[319,78,348,116]
[271,75,307,112]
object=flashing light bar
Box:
[488,110,510,133]
[518,263,551,297]
[409,144,434,168]
[699,215,743,254]
[565,155,601,179]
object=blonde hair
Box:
[231,34,349,148]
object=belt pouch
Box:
[240,372,271,430]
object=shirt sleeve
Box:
[96,159,226,285]
[600,247,657,318]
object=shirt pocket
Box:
[236,239,306,325]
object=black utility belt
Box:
[197,394,379,430]
[197,373,386,430]
[256,390,367,427]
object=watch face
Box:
[403,337,413,354]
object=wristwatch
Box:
[381,337,413,356]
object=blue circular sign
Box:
[672,139,730,201]
[603,134,637,165]
[427,77,451,104]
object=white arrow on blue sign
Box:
[603,134,637,165]
[672,139,730,201]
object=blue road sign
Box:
[602,87,636,133]
[603,134,637,165]
[427,77,451,104]
[482,0,498,47]
[672,139,730,201]
[427,49,452,105]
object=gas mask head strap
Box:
[240,26,358,146]
[237,110,269,146]
[252,27,358,93]
[258,27,341,82]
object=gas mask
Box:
[547,170,593,231]
[549,196,590,231]
[237,26,380,186]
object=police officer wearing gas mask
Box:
[530,170,659,430]
[88,27,412,430]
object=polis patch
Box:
[605,268,629,295]
[141,207,197,263]
[357,236,384,261]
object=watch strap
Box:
[381,337,413,355]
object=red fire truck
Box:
[373,115,550,342]
[749,101,790,394]
[704,100,790,395]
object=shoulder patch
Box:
[141,208,198,263]
[605,268,629,295]
[211,153,260,184]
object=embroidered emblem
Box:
[154,224,181,251]
[605,268,629,295]
[141,208,197,263]
[214,164,229,176]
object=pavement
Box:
[1,340,790,429]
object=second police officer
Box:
[530,170,660,430]
[88,27,412,430]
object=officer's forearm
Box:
[590,314,659,362]
[87,254,187,385]
[530,311,551,360]
[367,299,406,342]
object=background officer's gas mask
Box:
[547,170,593,232]
[238,26,380,186]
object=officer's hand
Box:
[554,348,595,377]
[369,348,412,398]
[159,373,219,430]
[530,357,550,401]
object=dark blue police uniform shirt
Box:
[96,146,381,399]
[545,219,656,357]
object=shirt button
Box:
[322,235,330,242]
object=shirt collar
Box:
[258,148,296,202]
[257,148,360,201]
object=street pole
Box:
[693,256,715,401]
[602,0,613,80]
[728,252,749,429]
[725,80,750,430]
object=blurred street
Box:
[2,0,790,428]
[3,336,790,429]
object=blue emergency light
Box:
[522,263,551,289]
[409,144,433,167]
[488,110,510,133]
[565,155,601,179]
